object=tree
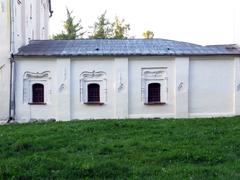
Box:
[112,17,130,39]
[89,11,112,39]
[143,30,154,39]
[53,8,84,40]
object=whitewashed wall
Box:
[0,0,50,121]
[15,58,57,122]
[189,57,236,117]
[128,57,175,118]
[71,58,115,120]
[0,0,10,121]
[14,55,240,122]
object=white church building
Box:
[0,0,52,123]
[1,0,240,123]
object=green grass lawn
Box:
[0,117,240,179]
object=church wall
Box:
[15,58,57,122]
[14,55,240,122]
[128,57,176,118]
[0,0,10,121]
[0,0,50,122]
[70,57,116,120]
[189,57,235,117]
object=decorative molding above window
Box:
[141,68,168,104]
[23,71,51,80]
[23,71,51,104]
[80,71,106,80]
[80,71,107,104]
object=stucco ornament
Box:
[81,71,106,80]
[143,70,166,79]
[178,82,184,91]
[59,67,67,92]
[23,71,51,104]
[80,71,107,103]
[24,71,51,80]
[118,73,124,91]
[141,68,168,103]
[0,64,5,81]
[59,83,65,92]
[237,84,240,91]
[0,64,5,70]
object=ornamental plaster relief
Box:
[23,71,51,104]
[141,68,168,103]
[80,71,107,103]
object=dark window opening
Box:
[88,83,100,102]
[148,83,161,103]
[32,83,44,103]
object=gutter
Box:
[48,0,53,17]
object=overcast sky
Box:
[50,0,239,45]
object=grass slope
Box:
[0,117,240,179]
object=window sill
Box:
[144,102,166,105]
[28,102,47,105]
[84,102,104,105]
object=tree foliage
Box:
[112,17,130,39]
[53,8,84,40]
[143,30,154,39]
[89,11,112,39]
[89,11,130,39]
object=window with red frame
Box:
[148,83,161,103]
[32,83,44,103]
[88,83,100,102]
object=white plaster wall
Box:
[0,0,10,121]
[233,57,240,115]
[39,0,49,39]
[189,57,235,117]
[71,57,115,120]
[128,57,175,118]
[14,55,240,122]
[15,0,49,45]
[114,57,129,119]
[15,58,57,122]
[0,0,50,121]
[175,57,189,118]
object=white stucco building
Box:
[0,0,52,122]
[13,39,240,122]
[1,0,240,123]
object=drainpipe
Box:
[48,0,53,17]
[8,0,15,123]
[7,54,15,123]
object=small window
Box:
[148,83,161,103]
[88,83,100,103]
[32,83,44,103]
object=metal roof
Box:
[16,39,240,57]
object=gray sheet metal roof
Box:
[16,39,240,57]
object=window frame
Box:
[87,83,101,103]
[84,83,104,105]
[29,83,46,105]
[147,83,161,103]
[23,71,51,105]
[80,71,107,105]
[142,68,168,105]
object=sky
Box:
[50,0,239,45]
